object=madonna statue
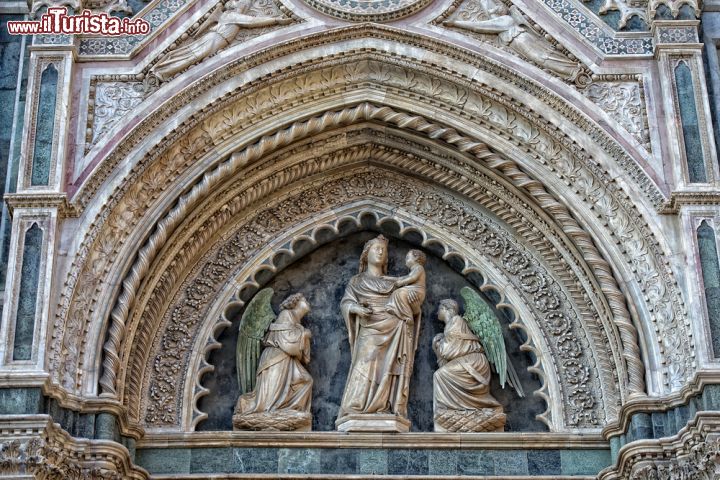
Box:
[335,235,426,432]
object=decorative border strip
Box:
[541,0,653,55]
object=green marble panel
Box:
[428,450,458,475]
[0,387,42,414]
[527,450,561,476]
[190,447,234,474]
[699,222,720,356]
[30,64,57,186]
[12,223,42,360]
[457,450,494,475]
[494,450,529,476]
[135,448,191,475]
[358,449,388,475]
[233,448,278,473]
[278,448,321,474]
[560,450,611,475]
[675,62,706,183]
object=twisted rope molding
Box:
[122,147,375,407]
[60,44,667,394]
[122,141,614,423]
[99,102,645,397]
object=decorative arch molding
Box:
[134,166,611,433]
[92,129,645,435]
[50,36,689,414]
[73,27,661,208]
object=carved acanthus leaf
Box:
[91,82,146,145]
[583,82,649,148]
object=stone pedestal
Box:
[233,410,311,431]
[335,414,411,432]
[433,407,506,433]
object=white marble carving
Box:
[92,82,145,144]
[583,82,647,147]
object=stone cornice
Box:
[136,431,608,450]
[4,192,76,217]
[600,411,720,480]
[660,191,720,213]
[601,370,720,438]
[0,414,149,479]
[39,381,146,439]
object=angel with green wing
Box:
[432,287,524,432]
[233,289,313,431]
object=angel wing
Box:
[460,286,525,397]
[236,288,276,394]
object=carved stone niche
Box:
[196,229,547,433]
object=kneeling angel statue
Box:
[233,288,313,431]
[433,287,524,432]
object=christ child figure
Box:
[384,249,427,323]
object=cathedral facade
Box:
[0,0,719,477]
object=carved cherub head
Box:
[405,249,426,268]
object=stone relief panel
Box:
[436,0,591,86]
[139,169,608,431]
[583,81,650,149]
[52,46,679,409]
[197,233,546,433]
[147,0,298,83]
[436,0,652,56]
[90,82,145,146]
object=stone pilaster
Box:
[0,28,74,386]
[654,19,719,188]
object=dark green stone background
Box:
[197,232,546,432]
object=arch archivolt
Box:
[50,33,689,418]
[108,126,639,432]
[184,203,555,432]
[130,162,609,433]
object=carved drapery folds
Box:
[149,0,296,82]
[48,37,690,439]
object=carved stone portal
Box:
[233,289,313,431]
